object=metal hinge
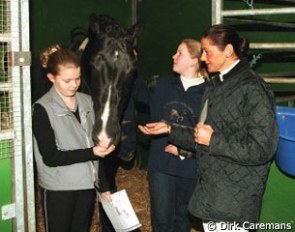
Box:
[1,203,16,220]
[13,51,31,66]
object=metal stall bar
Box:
[1,0,34,230]
[250,43,295,50]
[19,0,35,230]
[263,77,295,83]
[222,7,295,16]
[212,0,295,23]
[9,0,25,230]
[131,0,137,25]
[0,33,10,42]
[212,0,223,24]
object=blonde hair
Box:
[182,39,208,79]
[40,44,80,75]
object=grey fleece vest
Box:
[34,86,98,191]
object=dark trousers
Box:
[98,201,116,232]
[41,188,96,232]
[98,154,119,232]
[148,169,197,232]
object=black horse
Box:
[79,14,143,148]
[77,14,145,231]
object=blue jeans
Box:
[148,169,197,232]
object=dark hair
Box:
[40,44,80,75]
[201,24,249,58]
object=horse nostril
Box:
[97,133,112,148]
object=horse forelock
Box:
[89,36,136,73]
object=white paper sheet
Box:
[100,189,142,232]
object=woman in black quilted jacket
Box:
[139,24,278,232]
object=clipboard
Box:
[100,189,142,232]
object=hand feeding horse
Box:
[79,14,143,148]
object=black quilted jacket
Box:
[169,59,279,224]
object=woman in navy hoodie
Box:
[140,39,207,232]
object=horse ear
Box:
[88,13,100,35]
[127,19,144,40]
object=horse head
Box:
[80,14,143,148]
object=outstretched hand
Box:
[138,121,171,135]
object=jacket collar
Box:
[222,58,249,81]
[49,86,92,115]
[208,58,249,85]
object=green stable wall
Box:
[30,0,211,80]
[260,163,295,230]
[0,141,12,232]
[136,0,211,79]
[28,0,294,231]
[30,0,132,61]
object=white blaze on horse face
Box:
[114,50,119,61]
[98,85,112,147]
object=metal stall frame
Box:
[0,0,35,231]
[212,0,295,51]
[212,0,295,105]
